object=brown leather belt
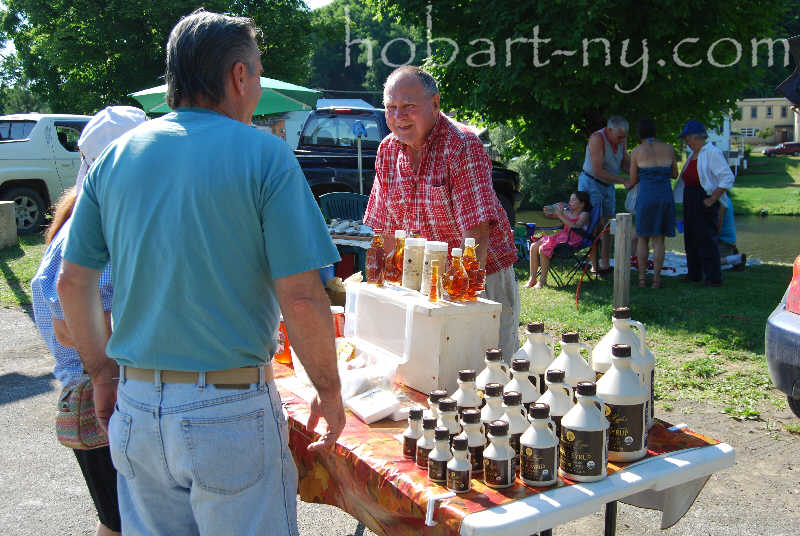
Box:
[123,363,273,385]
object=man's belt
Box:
[123,364,273,385]
[582,171,612,187]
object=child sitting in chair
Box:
[526,191,592,288]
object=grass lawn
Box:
[0,232,46,307]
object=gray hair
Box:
[685,132,708,142]
[384,66,439,98]
[607,115,629,133]
[165,9,260,109]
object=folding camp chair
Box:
[545,204,604,288]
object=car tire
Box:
[789,396,800,419]
[2,187,47,234]
[767,153,774,157]
[793,151,800,157]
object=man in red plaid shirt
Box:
[364,66,520,360]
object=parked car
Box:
[761,142,800,157]
[294,107,521,225]
[765,254,800,418]
[0,113,91,233]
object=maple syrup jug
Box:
[559,382,609,482]
[520,403,559,487]
[547,332,594,392]
[514,322,554,396]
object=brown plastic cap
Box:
[488,420,509,437]
[422,417,437,429]
[576,382,596,396]
[562,332,579,343]
[461,409,481,424]
[458,369,477,382]
[613,307,631,319]
[611,344,632,357]
[546,369,565,383]
[503,391,522,406]
[409,407,424,420]
[485,348,503,361]
[511,358,530,372]
[452,436,468,450]
[527,322,545,333]
[530,403,550,419]
[484,383,504,397]
[434,427,450,440]
[438,398,457,412]
[429,390,448,403]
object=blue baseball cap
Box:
[680,120,706,138]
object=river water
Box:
[515,211,800,264]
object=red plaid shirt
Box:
[364,113,517,275]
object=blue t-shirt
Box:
[719,193,736,245]
[64,108,339,371]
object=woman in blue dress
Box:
[626,119,678,288]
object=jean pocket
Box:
[182,409,265,495]
[108,405,135,480]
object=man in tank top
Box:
[577,116,631,274]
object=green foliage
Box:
[368,0,787,161]
[758,127,775,140]
[0,53,50,113]
[308,0,423,104]
[1,1,313,114]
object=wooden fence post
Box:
[0,201,17,250]
[613,213,633,308]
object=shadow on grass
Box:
[735,157,800,189]
[0,243,31,306]
[517,262,792,356]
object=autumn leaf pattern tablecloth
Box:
[274,364,719,536]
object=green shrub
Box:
[508,153,582,210]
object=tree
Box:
[308,0,423,105]
[1,0,313,114]
[0,52,50,113]
[368,0,788,160]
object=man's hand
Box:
[703,197,717,208]
[306,391,346,451]
[93,379,118,433]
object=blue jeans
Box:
[578,172,616,218]
[109,371,298,536]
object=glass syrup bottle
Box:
[462,237,482,301]
[428,427,452,484]
[384,229,406,284]
[416,416,437,469]
[458,408,486,476]
[500,391,528,472]
[520,402,559,487]
[480,383,506,442]
[437,398,462,442]
[559,382,609,483]
[514,322,554,396]
[365,229,385,285]
[452,369,482,416]
[476,348,509,398]
[428,259,441,303]
[402,407,424,460]
[504,358,539,412]
[483,420,515,489]
[443,247,470,301]
[447,436,472,494]
[535,369,574,439]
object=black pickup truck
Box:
[294,107,520,224]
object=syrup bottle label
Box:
[559,428,604,476]
[552,416,563,440]
[607,403,646,452]
[428,459,447,482]
[416,446,431,469]
[650,370,655,421]
[483,458,513,487]
[447,469,471,492]
[595,371,605,382]
[521,446,557,483]
[468,445,484,473]
[403,436,418,459]
[510,433,522,467]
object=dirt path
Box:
[2,305,797,535]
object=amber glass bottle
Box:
[384,230,406,284]
[443,248,469,301]
[463,237,482,301]
[366,229,385,285]
[428,260,441,303]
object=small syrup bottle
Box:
[504,358,539,413]
[462,237,482,301]
[476,348,509,398]
[428,259,441,303]
[426,389,449,421]
[535,369,574,439]
[443,247,470,301]
[447,436,472,494]
[428,427,452,484]
[415,416,437,469]
[365,229,385,285]
[384,229,406,284]
[452,369,482,416]
[458,408,486,476]
[402,407,424,460]
[483,420,515,489]
[500,391,528,472]
[559,382,609,483]
[437,398,462,442]
[520,403,559,487]
[480,383,506,442]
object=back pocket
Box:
[182,410,265,495]
[108,405,135,480]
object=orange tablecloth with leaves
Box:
[274,364,718,536]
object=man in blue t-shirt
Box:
[57,10,344,535]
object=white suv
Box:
[0,113,91,233]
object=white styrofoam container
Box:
[344,282,501,394]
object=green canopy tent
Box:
[129,77,320,115]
